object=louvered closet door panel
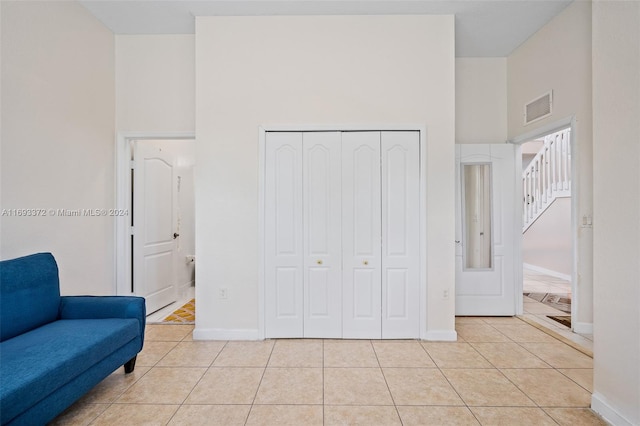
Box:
[265,132,304,338]
[342,132,382,339]
[303,132,342,338]
[381,131,420,338]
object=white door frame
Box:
[258,125,428,339]
[508,116,578,325]
[114,132,195,297]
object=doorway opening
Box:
[115,134,196,323]
[514,124,576,331]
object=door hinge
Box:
[130,226,135,236]
[130,160,136,169]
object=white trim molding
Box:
[423,330,458,341]
[591,392,635,426]
[193,328,261,341]
[523,263,571,282]
[573,322,593,335]
[509,116,581,336]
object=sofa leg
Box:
[124,356,137,374]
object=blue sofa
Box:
[0,253,146,425]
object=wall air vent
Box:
[524,91,553,125]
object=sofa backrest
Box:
[0,252,61,342]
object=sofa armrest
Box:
[59,296,146,344]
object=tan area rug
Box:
[163,299,195,324]
[524,292,571,314]
[547,315,572,328]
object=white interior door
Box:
[342,132,382,338]
[455,144,517,315]
[133,142,178,314]
[381,131,420,338]
[265,132,304,338]
[303,132,342,337]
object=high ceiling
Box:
[79,0,573,57]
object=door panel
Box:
[381,132,420,338]
[303,132,342,337]
[308,267,329,315]
[455,144,516,315]
[133,142,177,314]
[275,267,299,316]
[342,132,382,338]
[265,132,304,337]
[385,269,408,318]
[353,270,375,318]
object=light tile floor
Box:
[521,268,594,352]
[50,318,607,425]
[523,269,572,295]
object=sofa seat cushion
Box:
[0,318,139,423]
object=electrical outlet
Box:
[219,288,228,299]
[443,289,450,300]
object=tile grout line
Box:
[87,326,195,425]
[164,339,230,424]
[369,340,404,424]
[243,340,276,425]
[440,335,503,424]
[469,321,548,412]
[433,351,480,424]
[517,315,593,357]
[481,320,593,413]
[322,340,325,426]
[57,320,598,425]
[86,328,191,425]
[492,321,565,410]
[478,318,555,369]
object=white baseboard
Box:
[178,280,195,298]
[193,327,261,341]
[573,321,593,334]
[592,392,635,426]
[423,330,458,341]
[523,263,571,281]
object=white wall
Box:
[195,15,456,339]
[508,1,593,329]
[1,1,115,295]
[523,198,572,276]
[591,1,640,424]
[116,35,194,133]
[456,58,507,144]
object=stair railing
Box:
[523,128,571,231]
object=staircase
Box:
[523,128,571,232]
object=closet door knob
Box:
[363,260,369,265]
[317,260,323,265]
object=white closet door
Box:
[265,132,304,337]
[303,132,342,338]
[342,132,382,338]
[381,132,420,338]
